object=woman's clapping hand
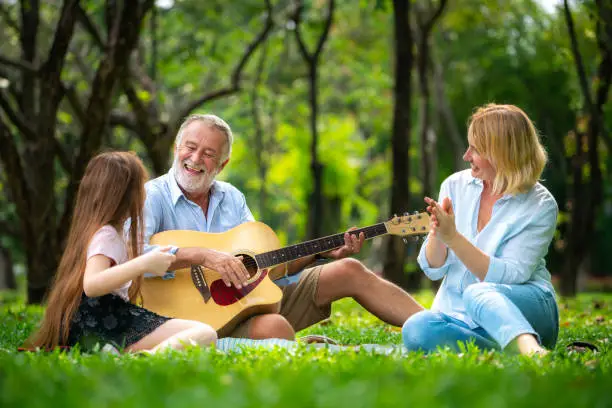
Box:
[424,196,458,245]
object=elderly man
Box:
[144,114,423,340]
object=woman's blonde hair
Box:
[467,103,547,195]
[27,151,148,350]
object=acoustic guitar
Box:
[139,213,430,335]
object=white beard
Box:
[172,156,218,194]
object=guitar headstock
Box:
[384,212,430,237]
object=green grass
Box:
[1,291,611,408]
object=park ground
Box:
[1,288,611,407]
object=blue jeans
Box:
[402,282,559,352]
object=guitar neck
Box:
[254,223,388,269]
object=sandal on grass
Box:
[565,341,599,353]
[298,334,340,345]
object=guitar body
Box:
[140,222,284,336]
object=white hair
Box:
[175,114,234,162]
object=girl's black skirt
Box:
[67,293,170,351]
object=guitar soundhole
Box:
[238,254,259,279]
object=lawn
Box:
[1,290,611,408]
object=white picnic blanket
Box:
[214,337,406,355]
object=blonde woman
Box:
[402,104,559,356]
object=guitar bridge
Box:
[191,265,211,303]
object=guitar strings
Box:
[241,225,386,269]
[251,224,388,269]
[230,217,425,270]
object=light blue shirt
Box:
[143,172,302,285]
[142,171,254,279]
[418,169,558,328]
[144,171,254,242]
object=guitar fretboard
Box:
[254,223,388,269]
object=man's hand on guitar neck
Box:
[320,227,366,260]
[282,227,366,276]
[171,247,250,289]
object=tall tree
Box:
[383,0,416,289]
[430,39,465,171]
[292,0,335,239]
[250,43,270,220]
[560,0,612,295]
[414,0,447,200]
[0,0,154,303]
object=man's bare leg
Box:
[315,258,424,326]
[247,314,295,340]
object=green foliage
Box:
[0,0,611,281]
[0,292,611,407]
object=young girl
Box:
[28,151,217,353]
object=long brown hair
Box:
[28,151,149,349]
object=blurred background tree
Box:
[0,0,610,303]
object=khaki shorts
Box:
[225,265,331,338]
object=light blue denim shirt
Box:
[143,171,254,243]
[417,169,558,328]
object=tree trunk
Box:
[18,0,38,118]
[560,130,587,296]
[432,46,465,171]
[59,0,155,242]
[384,0,414,290]
[0,246,16,291]
[251,45,268,220]
[417,38,434,200]
[560,0,611,296]
[307,63,324,239]
[414,0,448,199]
[291,0,335,240]
[23,0,80,303]
[149,2,157,84]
